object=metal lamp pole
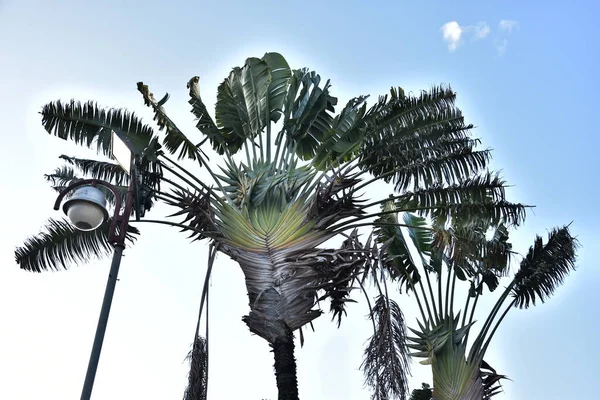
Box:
[54,176,135,400]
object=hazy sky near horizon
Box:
[1,1,598,399]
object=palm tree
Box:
[15,52,527,400]
[362,202,578,399]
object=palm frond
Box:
[374,202,421,292]
[41,100,156,156]
[163,187,216,241]
[183,335,208,400]
[15,218,139,272]
[395,172,507,212]
[44,164,128,207]
[241,57,272,136]
[214,66,250,154]
[316,230,367,327]
[362,295,410,400]
[44,165,80,188]
[137,82,205,163]
[480,360,507,400]
[187,76,226,153]
[311,96,368,170]
[59,155,129,186]
[262,52,292,122]
[282,69,337,160]
[359,86,485,191]
[511,225,578,308]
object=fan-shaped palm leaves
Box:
[16,52,539,400]
[365,200,578,399]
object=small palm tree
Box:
[363,203,578,399]
[15,52,526,400]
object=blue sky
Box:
[1,0,598,399]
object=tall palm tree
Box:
[363,202,578,400]
[15,52,527,400]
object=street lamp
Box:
[62,186,110,231]
[53,132,137,400]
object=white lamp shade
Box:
[66,202,107,231]
[63,187,110,231]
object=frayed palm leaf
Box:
[15,218,139,272]
[137,82,206,163]
[59,155,129,186]
[44,165,129,206]
[362,295,410,400]
[511,225,578,308]
[183,336,208,400]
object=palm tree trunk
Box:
[243,313,300,400]
[272,326,299,400]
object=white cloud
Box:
[499,19,519,33]
[474,22,491,39]
[440,19,518,55]
[441,21,463,52]
[440,21,490,52]
[496,38,509,56]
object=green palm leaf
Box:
[15,218,139,272]
[59,154,129,186]
[215,66,250,154]
[312,96,368,170]
[262,52,292,122]
[359,86,490,191]
[511,225,578,308]
[187,76,226,153]
[41,100,156,156]
[282,69,337,160]
[137,82,205,162]
[374,203,421,292]
[241,57,272,135]
[44,163,128,207]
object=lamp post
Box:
[54,131,138,400]
[54,177,135,400]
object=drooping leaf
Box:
[15,218,139,272]
[183,336,208,400]
[187,76,227,153]
[362,295,410,400]
[137,82,205,162]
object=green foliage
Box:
[15,218,138,272]
[511,226,578,308]
[137,82,205,163]
[41,100,155,157]
[17,51,580,400]
[59,154,129,186]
